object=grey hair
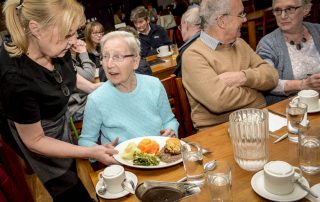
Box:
[100,31,141,57]
[272,0,308,6]
[200,0,231,29]
[181,6,201,27]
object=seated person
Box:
[174,6,201,77]
[182,0,279,131]
[256,0,320,105]
[130,6,172,58]
[99,26,152,82]
[68,39,96,121]
[78,31,178,146]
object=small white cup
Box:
[99,165,133,194]
[295,90,319,111]
[156,45,169,56]
[264,161,302,195]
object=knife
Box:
[295,178,319,198]
[268,109,287,118]
[273,133,288,144]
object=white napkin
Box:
[268,112,287,132]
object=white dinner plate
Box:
[157,51,173,58]
[306,183,320,202]
[96,171,138,199]
[308,100,320,113]
[251,170,309,202]
[113,136,184,169]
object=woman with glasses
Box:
[256,0,320,105]
[0,0,118,201]
[78,31,179,147]
[84,21,105,70]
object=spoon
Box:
[177,160,217,182]
[181,138,212,155]
[98,182,107,195]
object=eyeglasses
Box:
[272,6,302,16]
[224,12,247,19]
[101,54,135,62]
[91,31,104,36]
[52,68,70,96]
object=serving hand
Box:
[92,137,119,165]
[160,128,175,137]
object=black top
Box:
[139,23,172,58]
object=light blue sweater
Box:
[78,74,179,146]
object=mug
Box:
[264,161,302,195]
[99,165,134,194]
[156,45,169,56]
[294,90,319,111]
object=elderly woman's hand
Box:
[304,73,320,90]
[160,128,175,137]
[91,137,119,165]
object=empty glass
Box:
[286,100,307,143]
[229,108,269,171]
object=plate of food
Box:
[113,136,184,169]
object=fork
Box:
[181,138,212,155]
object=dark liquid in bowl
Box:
[139,187,183,202]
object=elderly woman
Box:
[256,0,320,105]
[78,31,179,146]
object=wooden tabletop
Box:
[90,99,320,201]
[146,54,177,80]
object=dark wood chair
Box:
[262,7,277,36]
[161,75,185,138]
[175,77,197,137]
[243,0,256,13]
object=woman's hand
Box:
[160,128,175,137]
[71,39,87,54]
[303,73,320,91]
[91,137,119,165]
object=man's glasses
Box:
[223,12,247,19]
[101,54,134,62]
[52,68,70,97]
[272,6,302,16]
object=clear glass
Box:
[170,44,179,59]
[299,126,320,174]
[229,108,269,171]
[181,142,205,186]
[207,161,232,202]
[286,101,307,143]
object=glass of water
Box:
[181,142,205,186]
[207,161,232,201]
[286,101,307,143]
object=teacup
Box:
[157,45,170,56]
[294,90,319,111]
[264,161,302,195]
[99,165,134,194]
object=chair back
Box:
[161,75,184,138]
[243,0,255,13]
[262,7,277,36]
[175,77,196,137]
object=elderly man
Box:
[182,0,279,130]
[131,6,172,58]
[174,6,201,77]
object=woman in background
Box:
[0,0,118,201]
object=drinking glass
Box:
[299,125,320,174]
[181,142,205,186]
[286,101,307,143]
[170,44,179,59]
[207,161,232,202]
[229,108,269,171]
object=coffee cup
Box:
[156,45,169,56]
[294,90,319,111]
[99,165,134,194]
[263,161,302,195]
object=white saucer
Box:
[308,100,320,113]
[157,51,173,58]
[306,183,320,202]
[251,170,309,202]
[95,171,138,199]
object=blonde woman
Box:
[0,0,118,200]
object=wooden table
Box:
[146,55,177,80]
[90,99,320,201]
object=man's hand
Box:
[218,71,247,88]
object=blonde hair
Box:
[84,21,105,54]
[3,0,85,57]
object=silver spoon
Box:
[181,138,213,155]
[98,182,107,195]
[177,160,217,182]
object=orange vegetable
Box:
[138,138,160,155]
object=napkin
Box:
[268,112,287,132]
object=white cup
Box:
[99,165,133,194]
[156,45,169,56]
[264,161,302,195]
[295,90,319,111]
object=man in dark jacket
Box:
[130,6,172,58]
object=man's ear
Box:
[216,15,226,29]
[28,20,41,39]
